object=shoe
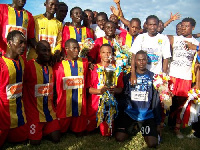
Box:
[187,133,197,139]
[175,130,184,139]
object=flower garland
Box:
[113,37,132,75]
[96,90,118,136]
[153,73,173,110]
[79,38,94,58]
[180,88,200,128]
[96,64,122,136]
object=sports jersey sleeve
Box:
[53,22,62,54]
[88,38,101,62]
[129,34,143,54]
[27,11,35,39]
[117,72,124,88]
[62,26,70,49]
[161,35,171,59]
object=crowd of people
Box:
[0,0,200,149]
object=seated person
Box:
[115,50,161,148]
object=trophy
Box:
[104,64,116,87]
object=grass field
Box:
[2,124,200,150]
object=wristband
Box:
[197,54,200,63]
[118,16,121,20]
[196,45,199,51]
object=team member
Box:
[53,39,88,135]
[27,0,62,60]
[0,0,36,57]
[87,44,123,136]
[129,15,171,84]
[88,21,117,64]
[0,30,28,147]
[23,40,60,145]
[167,17,199,138]
[62,7,94,52]
[115,50,161,148]
[56,2,68,25]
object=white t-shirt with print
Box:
[169,36,199,80]
[130,33,171,74]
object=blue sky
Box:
[1,0,200,36]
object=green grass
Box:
[2,125,200,150]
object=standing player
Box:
[129,15,171,84]
[62,7,94,53]
[27,0,62,61]
[115,50,161,148]
[167,17,199,138]
[53,39,88,135]
[0,0,36,57]
[23,40,60,145]
[87,44,123,136]
[56,2,68,25]
[0,30,27,148]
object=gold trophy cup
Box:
[104,64,116,87]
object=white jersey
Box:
[130,33,171,74]
[169,36,199,80]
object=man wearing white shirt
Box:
[129,15,171,84]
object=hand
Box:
[88,62,94,70]
[170,12,181,21]
[113,0,120,4]
[130,73,137,85]
[100,86,108,94]
[110,6,120,17]
[107,86,116,95]
[184,41,197,50]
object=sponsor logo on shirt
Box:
[35,83,53,97]
[63,76,84,90]
[39,34,56,48]
[6,82,23,99]
[5,25,27,38]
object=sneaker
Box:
[175,130,184,139]
[187,133,197,139]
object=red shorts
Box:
[28,119,60,140]
[58,115,87,133]
[0,124,28,147]
[170,76,192,97]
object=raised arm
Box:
[113,0,124,17]
[110,6,130,27]
[164,12,181,28]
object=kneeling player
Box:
[23,40,60,145]
[115,50,161,148]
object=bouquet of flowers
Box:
[180,88,200,128]
[153,73,173,109]
[79,38,94,58]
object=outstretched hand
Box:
[170,12,181,21]
[113,0,120,4]
[110,6,120,17]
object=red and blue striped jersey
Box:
[23,59,57,123]
[0,56,26,129]
[53,57,88,118]
[0,4,35,56]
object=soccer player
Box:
[83,9,94,29]
[56,2,68,25]
[0,30,27,148]
[62,7,94,52]
[129,15,171,85]
[23,40,60,145]
[88,21,117,64]
[119,18,141,48]
[176,22,182,36]
[27,0,62,61]
[53,38,88,135]
[0,0,36,57]
[115,50,161,148]
[87,44,123,136]
[167,17,199,138]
